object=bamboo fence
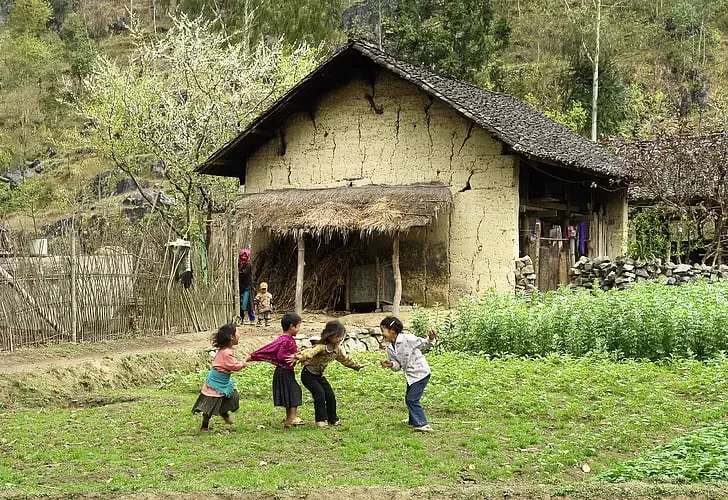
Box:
[0,216,239,351]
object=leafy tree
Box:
[68,15,320,240]
[0,0,65,169]
[525,92,588,133]
[566,53,628,138]
[60,12,97,85]
[382,0,510,82]
[628,209,671,261]
[164,0,343,51]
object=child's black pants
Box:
[301,367,338,424]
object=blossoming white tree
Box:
[69,15,320,241]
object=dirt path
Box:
[0,311,407,374]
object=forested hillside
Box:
[0,0,726,226]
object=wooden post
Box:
[392,233,402,318]
[70,217,77,343]
[228,212,238,321]
[345,265,351,312]
[375,256,381,312]
[295,232,305,315]
[1,299,12,351]
[534,220,541,291]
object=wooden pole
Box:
[295,232,305,315]
[375,256,381,312]
[345,264,350,312]
[228,212,238,321]
[1,299,12,351]
[70,217,77,343]
[392,233,402,318]
[534,220,542,291]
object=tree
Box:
[0,0,65,169]
[382,0,510,82]
[69,15,320,241]
[60,12,97,86]
[616,130,728,264]
[164,0,343,51]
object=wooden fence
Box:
[0,216,242,351]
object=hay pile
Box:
[253,238,360,312]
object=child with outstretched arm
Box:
[379,316,437,432]
[245,312,303,428]
[288,320,363,428]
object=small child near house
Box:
[192,323,246,432]
[254,282,273,327]
[245,312,304,428]
[288,320,363,428]
[379,316,437,432]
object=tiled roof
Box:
[198,40,627,181]
[614,132,728,202]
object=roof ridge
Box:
[198,39,627,180]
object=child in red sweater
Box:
[245,312,303,428]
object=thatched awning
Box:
[236,183,452,238]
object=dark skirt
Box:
[273,366,302,408]
[192,390,240,415]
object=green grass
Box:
[596,422,728,483]
[2,351,728,495]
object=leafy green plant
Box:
[437,280,728,360]
[597,420,728,483]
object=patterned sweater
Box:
[254,291,273,312]
[297,343,362,376]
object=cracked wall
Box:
[245,70,519,304]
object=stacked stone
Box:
[514,255,537,293]
[569,256,728,290]
[295,327,384,353]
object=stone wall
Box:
[513,255,537,293]
[295,327,384,352]
[570,256,728,290]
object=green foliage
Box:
[566,54,629,137]
[628,210,671,260]
[524,93,588,132]
[61,13,97,83]
[619,85,673,139]
[442,280,728,360]
[165,0,343,49]
[0,0,68,169]
[598,419,728,483]
[8,0,53,35]
[384,0,509,82]
[0,176,59,223]
[410,304,457,342]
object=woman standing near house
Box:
[238,248,256,325]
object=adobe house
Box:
[198,41,629,311]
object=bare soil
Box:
[0,311,406,374]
